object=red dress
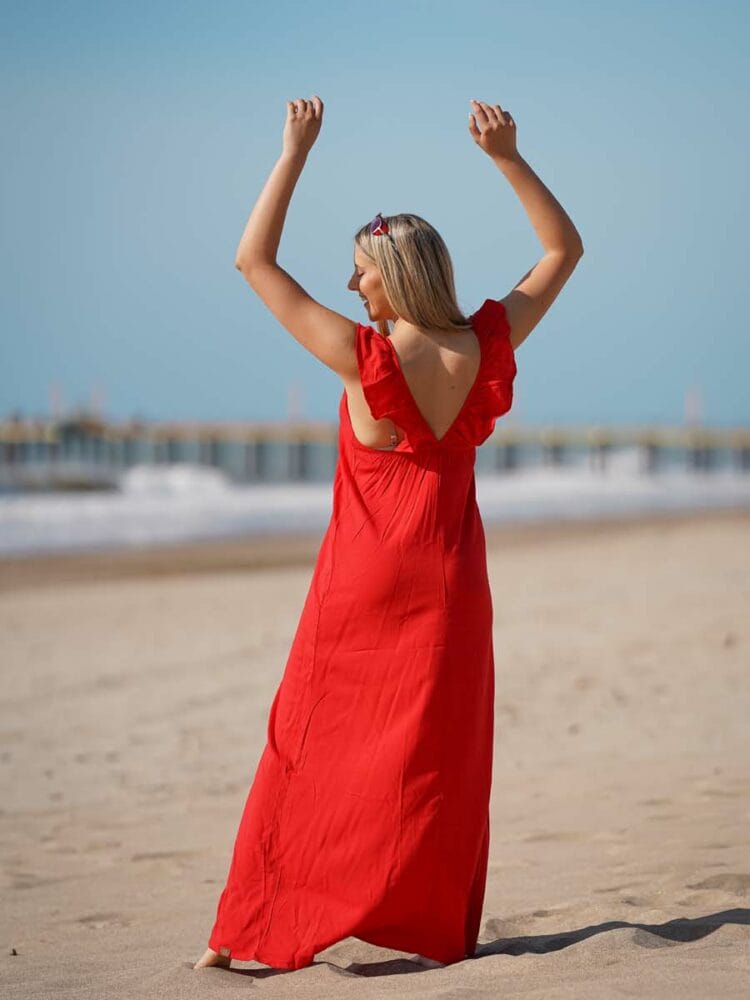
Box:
[207,298,516,969]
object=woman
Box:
[194,96,583,971]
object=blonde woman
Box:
[195,95,583,972]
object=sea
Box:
[1,447,749,557]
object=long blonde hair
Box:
[354,213,472,337]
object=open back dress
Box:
[207,297,517,969]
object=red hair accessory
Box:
[368,213,401,260]
[369,214,389,236]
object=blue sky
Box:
[2,0,748,427]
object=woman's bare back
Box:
[346,322,482,450]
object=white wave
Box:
[119,463,232,497]
[1,461,749,557]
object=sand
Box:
[1,507,749,999]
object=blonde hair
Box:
[354,213,472,337]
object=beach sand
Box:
[1,507,749,998]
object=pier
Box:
[1,413,749,492]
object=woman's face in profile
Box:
[347,245,392,322]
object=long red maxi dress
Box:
[207,297,517,969]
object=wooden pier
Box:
[1,413,749,491]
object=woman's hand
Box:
[283,95,324,157]
[468,99,518,163]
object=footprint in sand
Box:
[593,882,643,894]
[85,839,121,851]
[10,872,69,890]
[497,702,519,724]
[522,831,584,843]
[686,873,750,895]
[696,788,741,798]
[482,910,567,938]
[77,912,130,929]
[129,849,198,870]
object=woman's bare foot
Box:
[193,946,231,969]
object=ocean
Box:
[2,448,749,557]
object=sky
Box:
[1,0,748,428]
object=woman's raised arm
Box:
[469,99,584,351]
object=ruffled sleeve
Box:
[354,322,402,423]
[472,298,516,379]
[435,298,516,449]
[472,298,517,412]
